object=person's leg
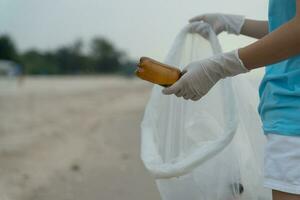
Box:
[273,190,300,200]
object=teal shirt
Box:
[258,0,300,136]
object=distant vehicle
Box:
[0,60,22,77]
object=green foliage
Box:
[0,35,18,61]
[0,35,136,75]
[90,38,125,73]
[53,40,87,74]
[20,50,59,75]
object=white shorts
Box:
[264,134,300,194]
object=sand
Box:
[0,76,160,200]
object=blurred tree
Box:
[1,34,135,76]
[120,60,138,76]
[0,35,18,61]
[55,39,89,74]
[90,38,125,73]
[20,50,59,74]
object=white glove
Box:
[162,50,248,101]
[187,22,212,39]
[189,13,245,35]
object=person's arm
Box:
[239,0,300,70]
[189,14,268,39]
[162,2,300,101]
[240,19,269,39]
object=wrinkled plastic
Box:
[140,22,272,200]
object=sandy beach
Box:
[0,76,160,200]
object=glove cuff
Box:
[204,49,249,82]
[233,49,248,73]
[224,14,245,35]
[220,49,249,77]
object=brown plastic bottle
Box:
[135,57,182,87]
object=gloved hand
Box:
[162,50,249,101]
[187,22,212,39]
[189,13,245,35]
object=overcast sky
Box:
[0,0,268,60]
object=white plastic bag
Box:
[140,22,272,200]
